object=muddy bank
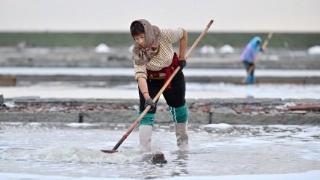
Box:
[0,98,319,125]
[5,74,320,85]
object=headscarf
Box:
[132,19,161,65]
[248,36,262,52]
[240,36,262,62]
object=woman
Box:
[130,19,188,151]
[240,36,263,84]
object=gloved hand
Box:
[179,60,187,69]
[145,98,156,112]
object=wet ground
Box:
[1,47,320,179]
[0,122,320,179]
[1,67,320,84]
[1,67,320,77]
[1,82,320,99]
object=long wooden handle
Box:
[110,19,214,151]
[152,19,214,103]
[262,32,273,50]
[186,20,214,58]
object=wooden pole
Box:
[102,20,214,153]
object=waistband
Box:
[147,53,179,80]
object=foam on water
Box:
[1,122,320,179]
[201,124,320,138]
[66,123,101,128]
[1,171,319,180]
[1,147,144,164]
[166,171,320,180]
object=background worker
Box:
[240,36,263,84]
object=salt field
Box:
[0,123,320,179]
[1,0,319,179]
[1,67,320,77]
[1,82,320,99]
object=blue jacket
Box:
[240,36,262,63]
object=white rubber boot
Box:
[175,123,189,151]
[139,125,152,152]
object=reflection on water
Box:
[171,151,189,176]
[0,123,320,179]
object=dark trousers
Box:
[243,61,255,75]
[139,69,186,113]
[243,61,255,84]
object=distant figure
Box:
[130,19,189,152]
[240,36,263,84]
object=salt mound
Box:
[219,44,234,54]
[308,45,320,55]
[200,45,216,55]
[128,44,134,52]
[95,43,110,53]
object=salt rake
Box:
[102,19,214,153]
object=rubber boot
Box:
[245,75,251,84]
[139,125,152,152]
[251,75,255,84]
[175,123,189,151]
[246,74,255,84]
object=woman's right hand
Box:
[145,98,156,111]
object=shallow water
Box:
[2,83,320,99]
[0,123,320,179]
[1,67,320,77]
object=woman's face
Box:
[134,33,146,48]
